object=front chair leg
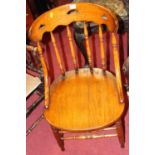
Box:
[116,119,125,148]
[51,126,65,151]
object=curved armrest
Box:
[37,42,50,108]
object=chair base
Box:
[50,119,125,151]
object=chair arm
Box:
[37,42,50,108]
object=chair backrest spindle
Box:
[98,25,106,70]
[50,32,65,75]
[66,25,78,72]
[111,33,124,103]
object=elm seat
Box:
[44,68,125,131]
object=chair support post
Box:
[51,127,65,151]
[111,33,124,103]
[116,119,125,148]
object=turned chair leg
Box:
[116,119,125,148]
[51,126,65,151]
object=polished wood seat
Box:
[44,68,125,131]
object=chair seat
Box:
[44,68,125,131]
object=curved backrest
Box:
[28,3,124,108]
[28,3,118,42]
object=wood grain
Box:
[111,33,124,103]
[44,68,125,131]
[98,24,106,70]
[37,42,50,108]
[28,3,118,42]
[28,3,125,149]
[50,32,65,75]
[84,22,92,69]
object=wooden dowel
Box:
[37,42,50,108]
[111,33,124,103]
[98,25,106,70]
[59,127,116,134]
[84,22,93,70]
[61,133,117,140]
[50,32,65,75]
[66,26,78,71]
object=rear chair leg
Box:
[51,126,65,151]
[116,119,125,148]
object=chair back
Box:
[28,3,124,108]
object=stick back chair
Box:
[28,3,126,151]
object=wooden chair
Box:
[28,3,126,151]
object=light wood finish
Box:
[26,74,41,97]
[66,25,78,71]
[28,3,118,42]
[50,32,65,75]
[28,3,125,150]
[98,24,106,70]
[111,33,124,103]
[62,133,117,140]
[84,22,92,69]
[59,126,116,133]
[44,68,125,131]
[37,42,49,108]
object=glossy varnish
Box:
[44,68,125,131]
[28,2,126,150]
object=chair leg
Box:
[116,119,125,148]
[51,126,65,151]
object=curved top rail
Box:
[28,2,118,42]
